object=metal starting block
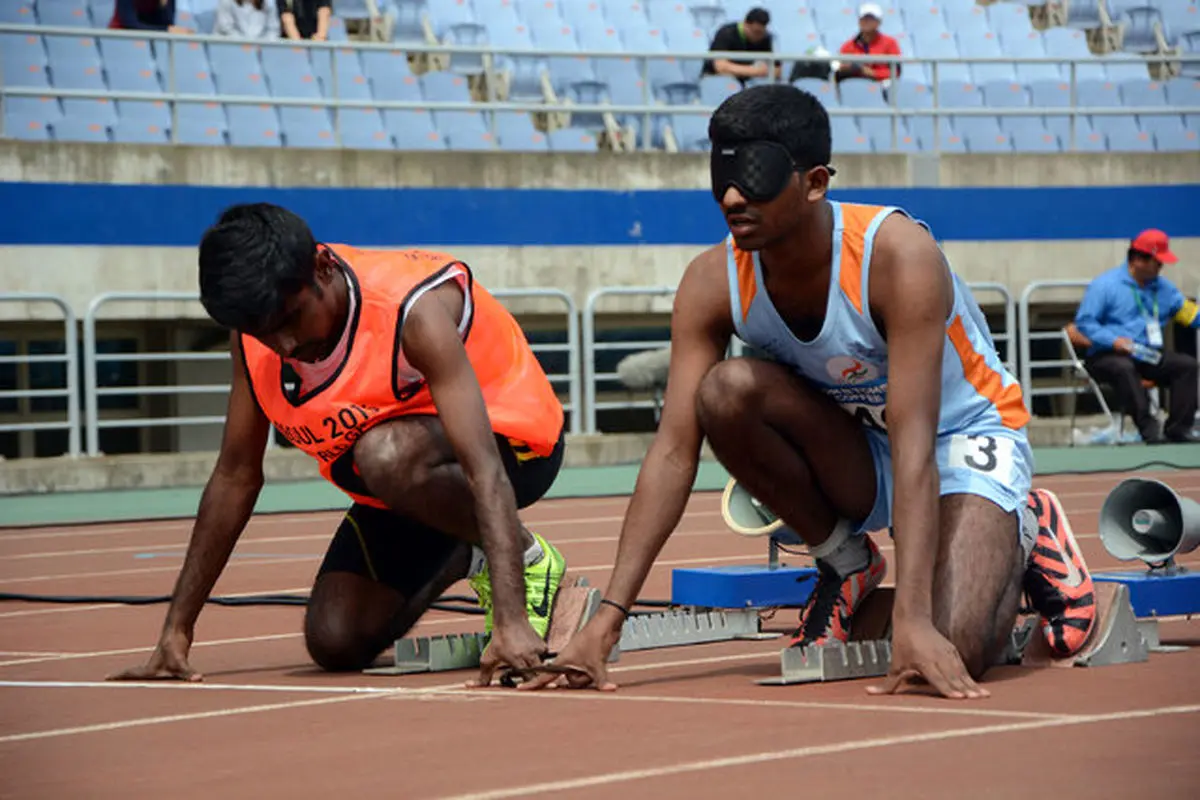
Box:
[364,574,775,676]
[759,581,1168,686]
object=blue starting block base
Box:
[670,565,818,609]
[1093,570,1200,618]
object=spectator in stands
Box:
[110,0,191,32]
[835,3,901,85]
[701,8,780,84]
[1074,229,1199,444]
[216,0,281,39]
[279,0,330,41]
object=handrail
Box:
[0,292,81,457]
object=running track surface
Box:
[1,471,1199,799]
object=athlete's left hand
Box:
[470,621,549,688]
[867,619,989,700]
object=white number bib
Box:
[947,434,1016,480]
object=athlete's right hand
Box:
[106,629,202,682]
[518,611,622,692]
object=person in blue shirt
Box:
[1074,229,1199,444]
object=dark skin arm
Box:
[521,247,734,691]
[864,214,984,700]
[108,333,269,681]
[400,282,547,680]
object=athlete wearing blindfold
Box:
[522,84,1097,701]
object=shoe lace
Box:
[793,562,845,644]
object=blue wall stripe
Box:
[2,182,1198,246]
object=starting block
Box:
[366,477,1197,683]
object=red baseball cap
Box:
[1131,229,1178,264]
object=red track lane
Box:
[0,470,1198,799]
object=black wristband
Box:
[600,598,630,618]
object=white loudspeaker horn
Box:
[1098,478,1200,567]
[721,478,784,537]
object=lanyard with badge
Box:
[1132,286,1162,347]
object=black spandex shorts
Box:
[315,431,565,598]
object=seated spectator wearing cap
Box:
[216,0,280,39]
[836,4,901,84]
[1074,229,1199,444]
[109,0,191,32]
[701,8,781,84]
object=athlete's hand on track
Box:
[515,615,620,692]
[106,629,202,682]
[867,619,988,700]
[470,620,550,688]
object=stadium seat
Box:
[548,126,599,151]
[111,119,171,144]
[1011,128,1062,152]
[280,107,338,148]
[385,109,448,149]
[226,104,282,147]
[1154,127,1200,151]
[494,112,551,151]
[51,117,110,142]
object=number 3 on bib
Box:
[947,433,1015,479]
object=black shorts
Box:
[315,431,565,598]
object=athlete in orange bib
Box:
[110,203,568,686]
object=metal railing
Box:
[0,292,81,457]
[966,281,1017,376]
[582,286,676,433]
[1017,279,1093,409]
[2,23,1197,152]
[80,292,265,457]
[490,288,582,435]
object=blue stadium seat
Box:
[280,107,337,148]
[117,99,172,129]
[1063,0,1106,30]
[831,116,873,153]
[4,96,63,126]
[839,79,891,141]
[911,30,971,84]
[965,30,1016,85]
[668,113,709,151]
[1160,1,1200,48]
[982,80,1040,135]
[1164,77,1200,106]
[1042,26,1107,81]
[38,2,92,28]
[111,119,171,144]
[1106,128,1156,151]
[50,117,110,142]
[99,38,157,72]
[1011,128,1062,153]
[548,126,599,151]
[311,48,367,94]
[428,0,477,36]
[421,70,491,138]
[493,112,550,151]
[1119,7,1164,54]
[3,116,51,140]
[384,109,447,149]
[1101,54,1151,82]
[987,2,1035,39]
[1004,31,1061,84]
[699,75,741,106]
[0,3,36,24]
[1154,127,1200,151]
[966,130,1014,153]
[489,20,546,100]
[336,109,395,150]
[62,96,118,126]
[941,2,991,37]
[45,33,102,68]
[226,104,282,147]
[533,23,598,94]
[106,63,162,94]
[444,128,499,151]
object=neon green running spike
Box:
[467,532,567,639]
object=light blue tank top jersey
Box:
[725,201,1030,439]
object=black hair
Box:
[1128,247,1152,263]
[709,84,832,171]
[197,202,319,334]
[745,8,770,25]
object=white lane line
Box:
[437,704,1200,799]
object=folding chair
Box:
[1062,322,1160,444]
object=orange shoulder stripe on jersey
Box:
[836,203,886,316]
[946,315,1031,430]
[734,246,757,321]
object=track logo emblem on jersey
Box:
[826,356,878,385]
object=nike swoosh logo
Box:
[530,552,557,618]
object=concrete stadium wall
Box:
[2,143,1199,323]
